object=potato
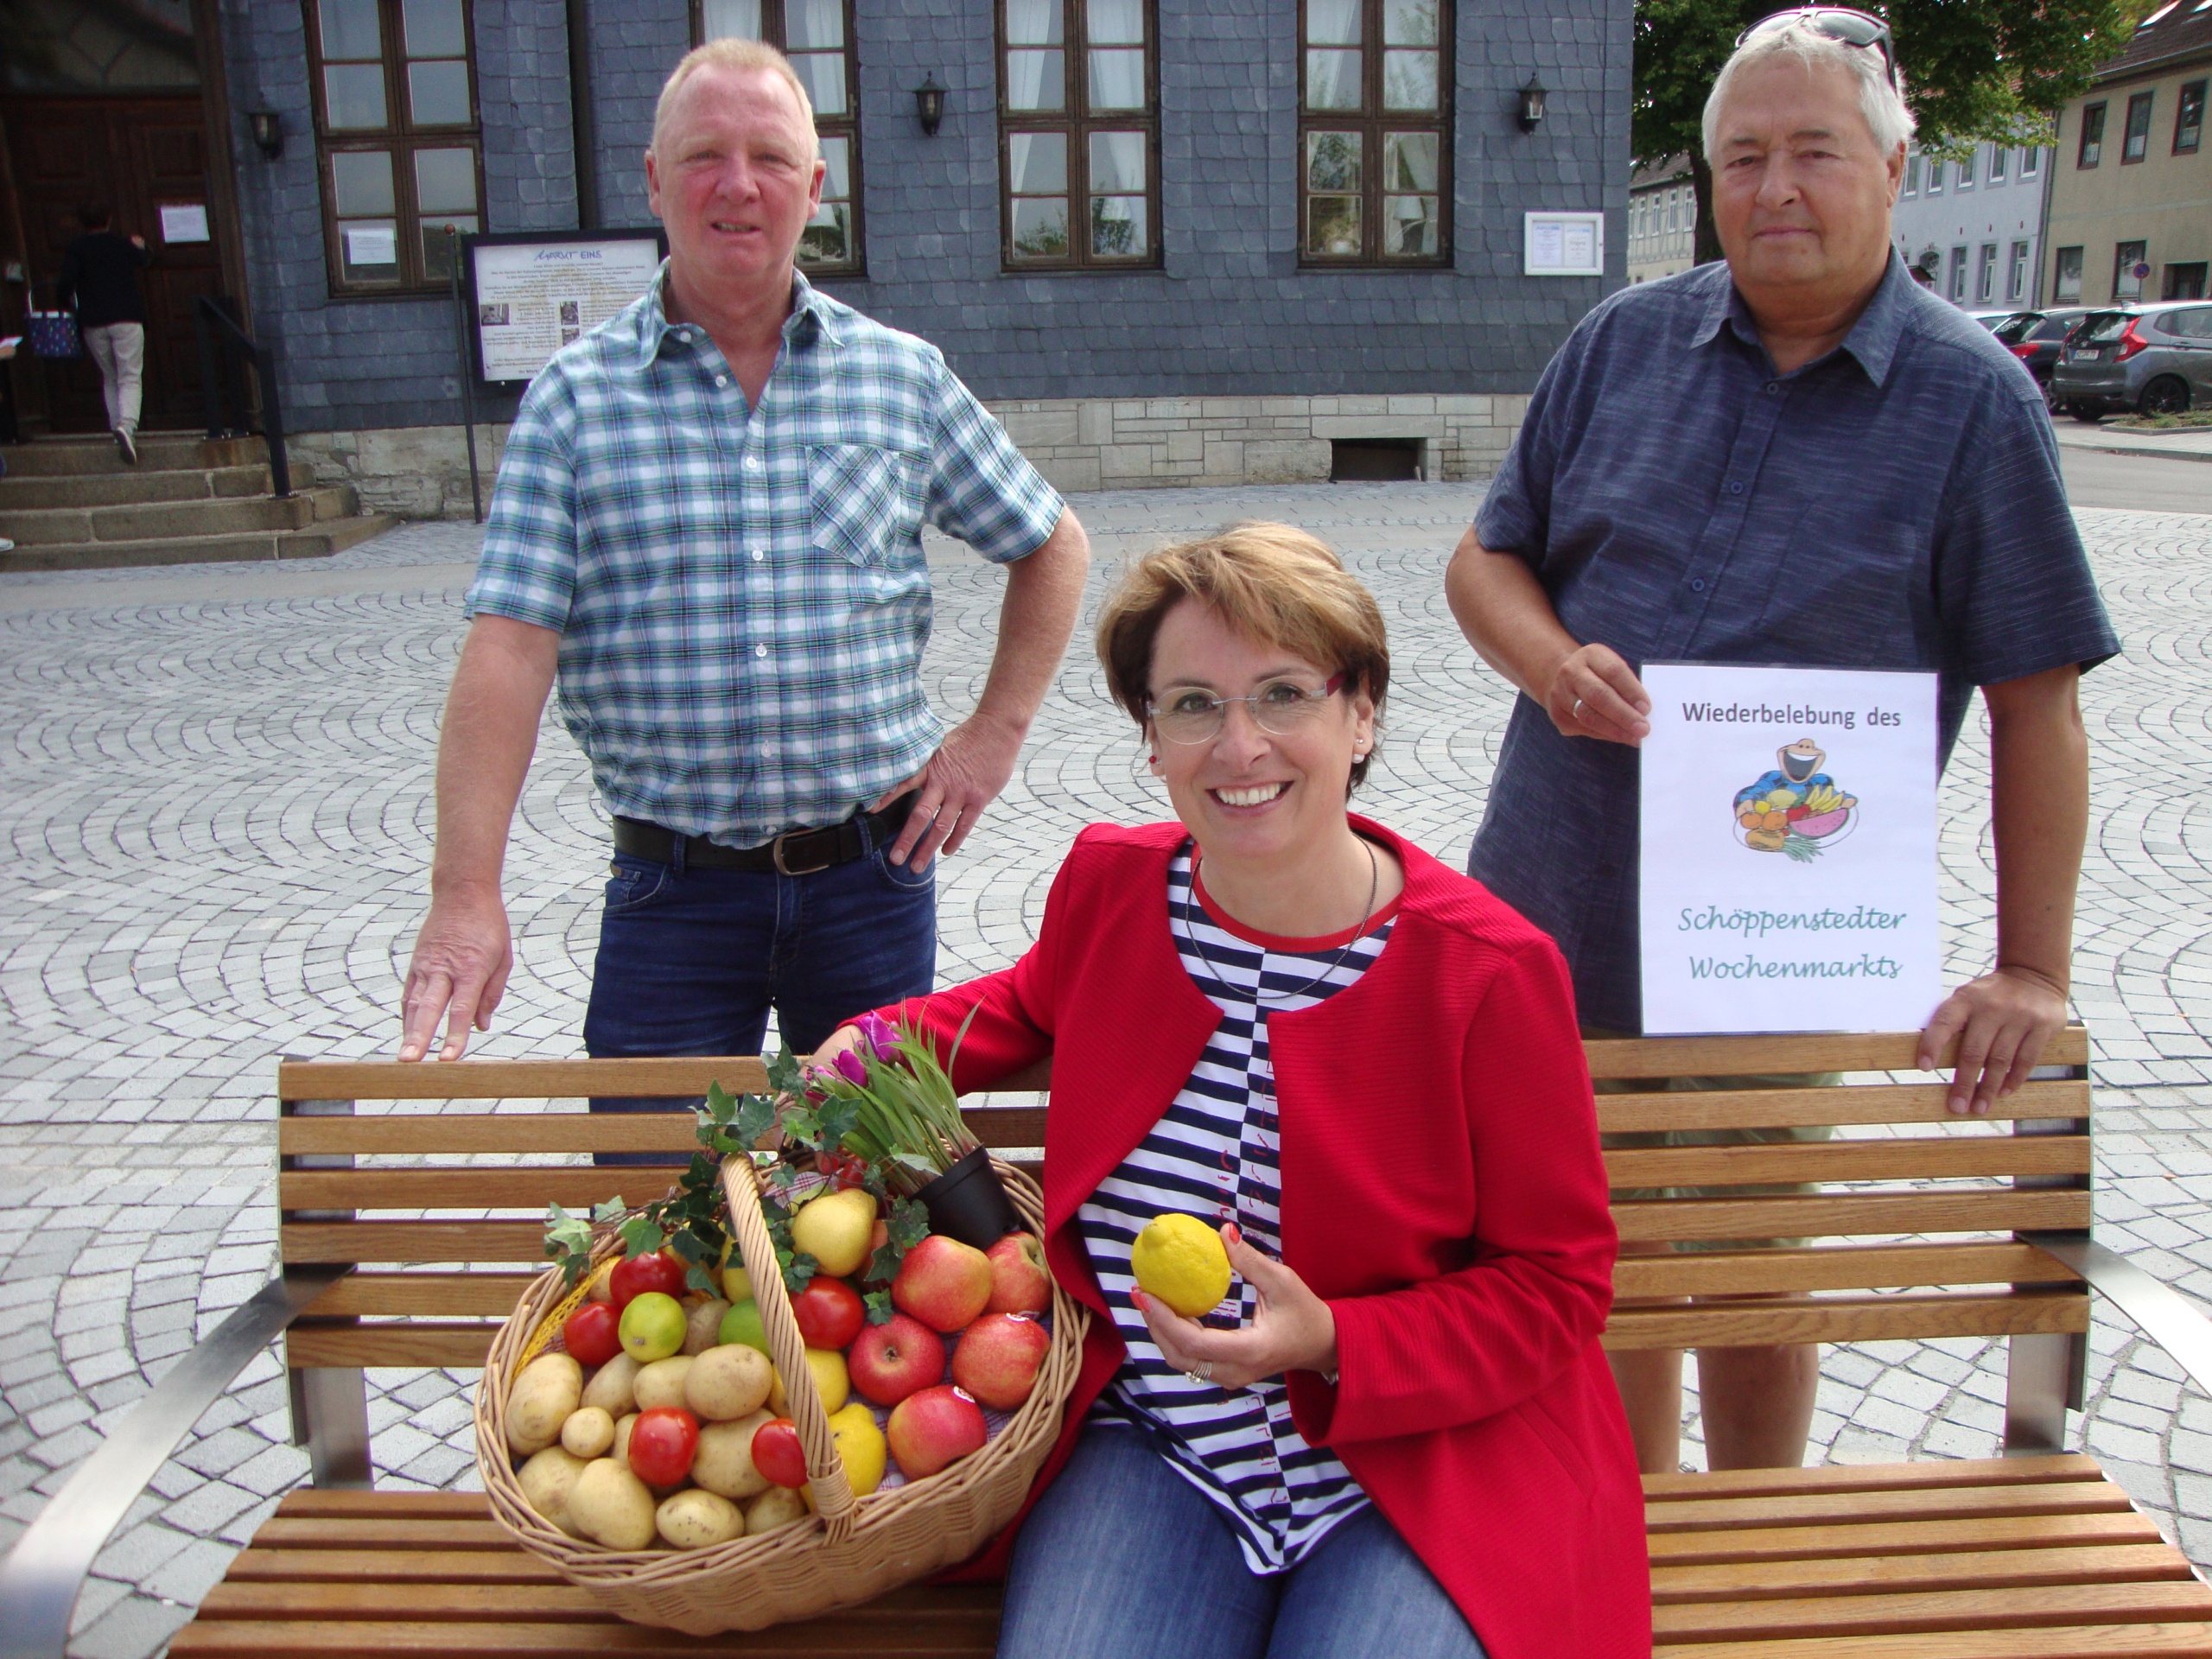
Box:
[580,1353,641,1418]
[690,1408,773,1500]
[656,1487,746,1549]
[567,1458,658,1551]
[611,1412,639,1471]
[685,1344,773,1421]
[561,1404,616,1460]
[517,1445,589,1535]
[505,1353,582,1456]
[634,1356,695,1411]
[745,1485,808,1535]
[683,1298,733,1356]
[586,1260,616,1303]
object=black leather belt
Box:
[612,793,917,877]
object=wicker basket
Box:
[476,1154,1088,1635]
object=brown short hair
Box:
[651,38,817,160]
[1095,523,1389,792]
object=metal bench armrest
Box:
[0,1267,346,1659]
[2034,1236,2212,1400]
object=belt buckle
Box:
[771,828,834,877]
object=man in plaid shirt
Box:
[397,39,1089,1076]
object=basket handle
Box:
[719,1154,859,1542]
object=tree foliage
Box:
[1634,0,2142,263]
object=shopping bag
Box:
[27,308,79,359]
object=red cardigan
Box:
[888,818,1651,1659]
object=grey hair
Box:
[1702,16,1916,157]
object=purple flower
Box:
[854,1010,899,1062]
[833,1047,869,1087]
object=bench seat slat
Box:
[1617,1243,2082,1299]
[1648,1479,2135,1535]
[225,1548,565,1584]
[1605,1134,2088,1189]
[1653,1543,2201,1603]
[1644,1455,2104,1500]
[283,1171,673,1211]
[200,1584,620,1622]
[1596,1078,2088,1133]
[311,1274,541,1319]
[1649,1513,2168,1566]
[1585,1027,2088,1080]
[1605,1289,2089,1351]
[288,1324,495,1370]
[168,1618,1001,1657]
[1652,1622,2212,1657]
[277,1058,772,1101]
[1655,1580,2212,1640]
[1613,1188,2091,1243]
[283,1222,548,1263]
[277,1107,1048,1157]
[251,1518,517,1550]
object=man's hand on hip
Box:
[875,712,1026,873]
[1917,963,2069,1116]
[1546,642,1653,746]
[398,888,515,1061]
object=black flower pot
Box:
[914,1145,1022,1249]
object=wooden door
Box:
[1,95,221,432]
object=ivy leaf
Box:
[733,1091,779,1148]
[887,1197,931,1249]
[544,1202,593,1257]
[863,1289,896,1325]
[862,1242,904,1287]
[620,1214,665,1258]
[766,1046,808,1097]
[592,1197,628,1224]
[704,1080,740,1126]
[685,1262,721,1295]
[668,1230,708,1265]
[767,1162,799,1192]
[776,1245,818,1294]
[815,1096,861,1149]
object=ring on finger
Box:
[1183,1361,1213,1385]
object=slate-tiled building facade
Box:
[22,0,1629,505]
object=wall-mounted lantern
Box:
[248,109,283,159]
[915,73,946,137]
[1517,76,1547,134]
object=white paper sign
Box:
[1523,210,1605,276]
[344,225,397,266]
[469,235,664,383]
[158,203,209,244]
[1637,663,1941,1034]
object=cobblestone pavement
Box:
[3,486,2212,1655]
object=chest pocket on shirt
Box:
[809,443,925,567]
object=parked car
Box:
[1967,308,2028,332]
[2050,303,2212,419]
[1990,307,2104,391]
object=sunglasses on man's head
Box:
[1738,7,1899,92]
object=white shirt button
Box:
[755,645,768,658]
[745,454,763,470]
[715,373,728,388]
[751,549,765,562]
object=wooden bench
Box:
[10,1027,2212,1657]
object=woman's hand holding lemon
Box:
[1134,1221,1337,1391]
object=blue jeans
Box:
[582,824,936,1164]
[997,1425,1490,1659]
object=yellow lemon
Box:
[1131,1214,1232,1318]
[768,1347,850,1415]
[827,1402,887,1496]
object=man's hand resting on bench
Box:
[1135,1224,1338,1391]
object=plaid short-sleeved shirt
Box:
[465,265,1065,846]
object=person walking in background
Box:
[57,203,151,464]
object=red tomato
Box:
[608,1249,687,1311]
[791,1276,866,1351]
[752,1418,809,1489]
[562,1300,622,1367]
[626,1407,700,1487]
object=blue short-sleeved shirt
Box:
[465,266,1065,847]
[1467,253,2120,1033]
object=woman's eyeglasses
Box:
[1738,7,1899,92]
[1149,673,1345,745]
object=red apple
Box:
[847,1313,945,1407]
[626,1406,700,1487]
[791,1275,866,1351]
[891,1235,993,1334]
[983,1232,1052,1316]
[752,1418,808,1488]
[950,1313,1050,1411]
[562,1299,623,1367]
[887,1384,988,1479]
[608,1249,686,1311]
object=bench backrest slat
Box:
[1584,1027,2090,1080]
[1596,1077,2088,1132]
[1614,1243,2079,1299]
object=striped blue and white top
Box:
[1077,843,1398,1572]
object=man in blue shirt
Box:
[1446,13,2116,1472]
[397,40,1088,1078]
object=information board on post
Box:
[462,230,668,389]
[1637,663,1942,1035]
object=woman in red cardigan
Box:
[825,524,1649,1659]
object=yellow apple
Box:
[790,1186,876,1278]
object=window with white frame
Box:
[2009,240,2028,302]
[1988,143,2005,182]
[2021,144,2039,176]
[1977,242,1996,303]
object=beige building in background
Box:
[1628,156,1698,283]
[2046,2,2211,307]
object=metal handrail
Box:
[0,1267,345,1659]
[191,296,290,498]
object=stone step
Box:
[0,512,401,572]
[0,464,273,511]
[0,485,361,546]
[0,433,265,477]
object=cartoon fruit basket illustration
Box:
[1732,739,1858,862]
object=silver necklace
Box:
[1181,838,1382,1004]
